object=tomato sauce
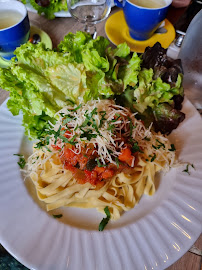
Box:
[56,143,138,187]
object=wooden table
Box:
[0,5,201,270]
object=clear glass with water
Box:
[67,0,111,37]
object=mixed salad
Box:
[21,0,68,19]
[0,31,185,140]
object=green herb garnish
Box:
[115,157,120,168]
[62,117,73,126]
[99,206,111,231]
[150,154,156,162]
[14,154,26,169]
[59,135,76,145]
[52,214,63,219]
[131,141,143,153]
[45,146,52,152]
[182,163,195,175]
[96,158,106,167]
[99,111,107,127]
[168,144,176,151]
[152,139,165,150]
[34,141,46,149]
[54,125,62,143]
[72,104,82,112]
[80,129,97,140]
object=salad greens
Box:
[21,0,67,20]
[0,31,185,139]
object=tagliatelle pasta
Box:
[26,99,176,220]
[29,149,165,219]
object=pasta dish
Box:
[26,99,176,220]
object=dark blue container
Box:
[0,1,30,60]
[114,0,172,40]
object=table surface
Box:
[0,5,201,270]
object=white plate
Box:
[25,0,114,17]
[0,97,202,270]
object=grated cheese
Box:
[27,99,176,171]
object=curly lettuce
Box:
[0,33,185,139]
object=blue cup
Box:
[0,1,30,60]
[114,0,172,41]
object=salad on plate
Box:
[21,0,69,19]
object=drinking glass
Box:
[67,0,111,38]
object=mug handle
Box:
[114,0,123,8]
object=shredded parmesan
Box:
[28,99,176,171]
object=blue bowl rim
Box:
[0,1,28,32]
[124,0,172,10]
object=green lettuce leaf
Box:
[107,43,130,59]
[58,32,110,64]
[82,49,109,72]
[0,42,91,138]
[118,52,141,88]
[45,63,88,103]
[84,71,114,102]
[58,31,92,63]
[27,0,67,20]
[132,68,177,113]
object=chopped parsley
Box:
[169,144,176,151]
[115,157,120,168]
[80,129,97,140]
[54,125,62,143]
[52,214,63,219]
[152,139,165,150]
[72,104,82,112]
[13,154,26,169]
[45,146,52,152]
[130,140,143,153]
[62,116,73,126]
[183,163,195,175]
[96,158,106,167]
[99,111,107,127]
[59,135,77,145]
[150,154,156,162]
[34,141,46,149]
[99,206,111,231]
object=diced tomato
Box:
[118,148,132,161]
[51,145,61,151]
[101,169,114,179]
[84,170,98,185]
[64,163,76,173]
[84,170,92,178]
[118,147,134,166]
[73,169,86,181]
[94,166,105,174]
[63,147,76,160]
